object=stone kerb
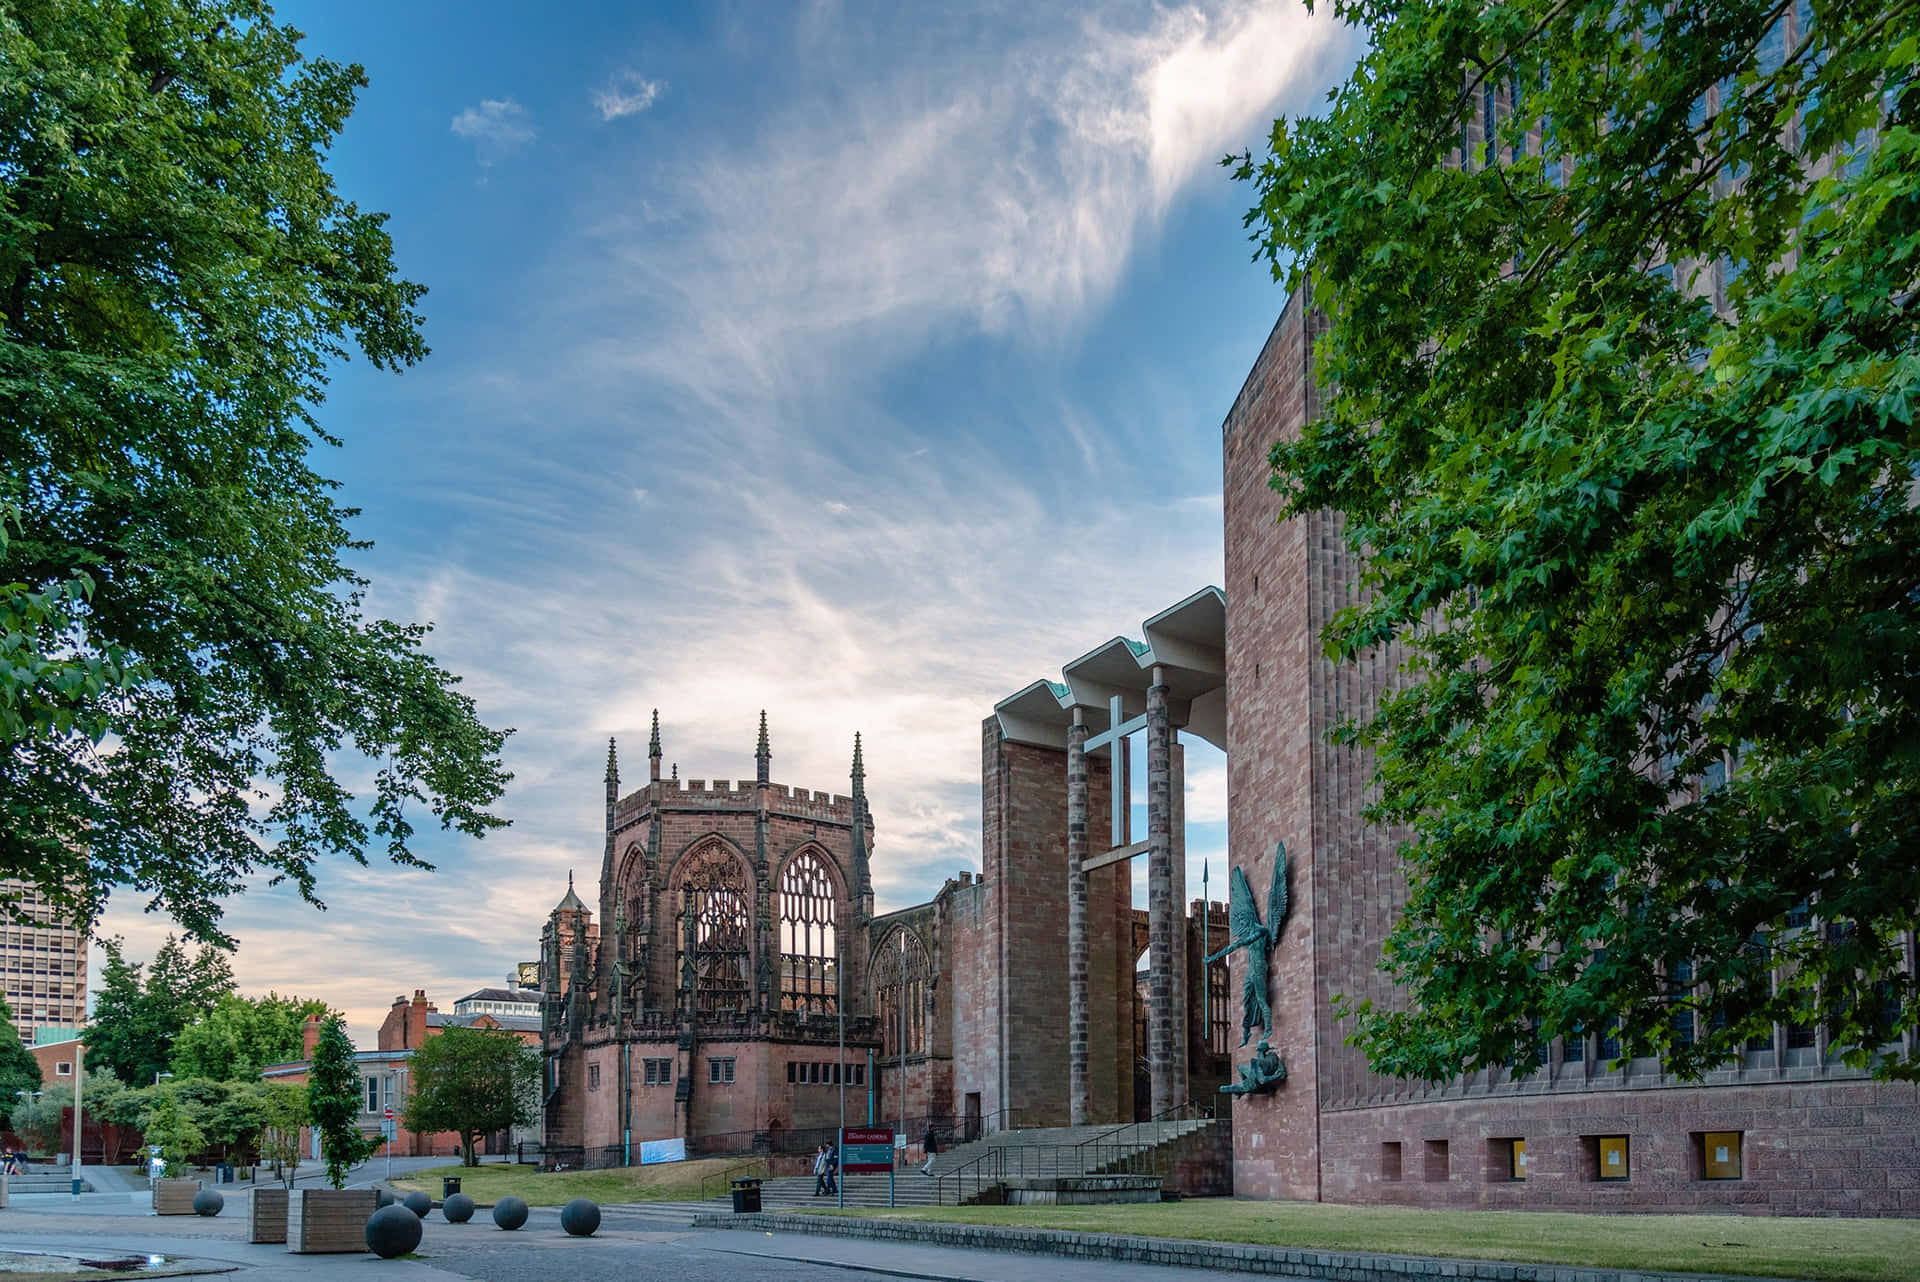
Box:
[689,1211,1809,1282]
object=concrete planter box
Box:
[248,1186,290,1243]
[286,1187,379,1253]
[153,1178,201,1215]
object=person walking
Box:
[812,1144,829,1197]
[825,1143,839,1195]
[921,1124,940,1176]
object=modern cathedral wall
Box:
[1222,286,1920,1215]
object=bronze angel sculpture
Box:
[1205,842,1291,1049]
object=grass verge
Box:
[391,1156,765,1207]
[806,1200,1920,1282]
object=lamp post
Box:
[70,1041,82,1197]
[836,932,845,1210]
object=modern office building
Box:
[0,878,87,1044]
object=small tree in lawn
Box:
[259,1082,309,1188]
[307,1017,377,1188]
[402,1026,538,1168]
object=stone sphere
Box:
[192,1188,224,1217]
[376,1186,398,1207]
[366,1203,424,1258]
[492,1195,529,1230]
[442,1192,476,1223]
[402,1190,433,1217]
[559,1198,601,1237]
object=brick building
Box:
[263,993,543,1162]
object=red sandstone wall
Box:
[1222,288,1325,1200]
[1321,1078,1920,1215]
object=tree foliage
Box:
[0,997,42,1123]
[400,1025,538,1168]
[1236,0,1918,1080]
[84,935,233,1086]
[171,992,331,1081]
[257,1080,307,1187]
[0,0,512,946]
[306,1015,375,1187]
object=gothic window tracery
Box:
[779,849,839,1014]
[677,842,751,1013]
[875,928,931,1056]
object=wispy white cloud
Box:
[95,1,1350,1046]
[451,98,536,166]
[593,68,666,121]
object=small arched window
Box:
[779,849,839,1014]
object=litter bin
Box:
[216,1162,234,1184]
[442,1176,462,1198]
[730,1176,762,1213]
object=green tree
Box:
[1235,0,1917,1082]
[306,1016,375,1187]
[401,1026,538,1168]
[257,1080,308,1187]
[84,936,234,1085]
[10,1085,62,1156]
[0,0,513,948]
[140,1089,208,1178]
[171,993,331,1082]
[0,998,42,1124]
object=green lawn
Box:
[811,1200,1920,1282]
[391,1157,764,1207]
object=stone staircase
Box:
[2,1166,93,1194]
[707,1118,1222,1210]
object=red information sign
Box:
[839,1127,895,1173]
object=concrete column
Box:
[1147,672,1175,1116]
[1170,736,1187,1106]
[1066,710,1090,1126]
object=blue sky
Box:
[98,0,1361,1041]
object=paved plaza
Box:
[0,1193,1278,1282]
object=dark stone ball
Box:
[191,1188,224,1217]
[376,1186,398,1207]
[492,1195,529,1231]
[559,1198,601,1237]
[402,1190,432,1217]
[365,1203,423,1258]
[442,1192,476,1223]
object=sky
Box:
[95,0,1363,1044]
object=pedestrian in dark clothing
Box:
[921,1126,939,1175]
[812,1144,829,1196]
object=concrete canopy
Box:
[992,585,1227,752]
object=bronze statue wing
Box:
[1266,842,1290,943]
[1227,865,1259,941]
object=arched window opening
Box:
[779,850,839,1014]
[678,844,750,1014]
[875,930,931,1056]
[1206,957,1230,1055]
